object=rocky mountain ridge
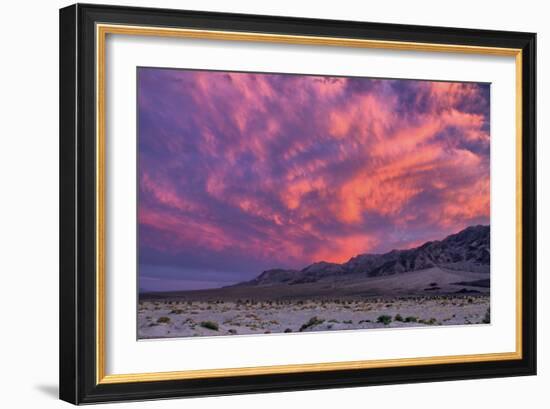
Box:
[234,225,490,287]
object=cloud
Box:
[138,68,490,287]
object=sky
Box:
[138,67,490,292]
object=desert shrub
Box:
[328,319,340,323]
[170,309,183,314]
[343,320,353,324]
[394,314,404,322]
[429,282,438,287]
[200,321,219,331]
[284,328,292,333]
[404,316,418,322]
[228,328,237,335]
[377,315,392,325]
[299,316,325,332]
[156,316,170,324]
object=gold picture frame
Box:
[60,4,536,404]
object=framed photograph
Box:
[59,3,536,404]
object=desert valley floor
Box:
[138,226,491,339]
[138,294,490,339]
[138,267,490,339]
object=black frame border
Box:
[60,3,536,404]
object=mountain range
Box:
[141,225,490,300]
[233,224,489,287]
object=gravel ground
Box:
[138,295,490,339]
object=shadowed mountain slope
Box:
[140,225,490,301]
[234,225,490,287]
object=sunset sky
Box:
[138,68,490,291]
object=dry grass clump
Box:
[377,315,392,325]
[200,321,219,331]
[299,316,325,332]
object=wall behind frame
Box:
[0,0,545,408]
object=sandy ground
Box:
[137,295,490,339]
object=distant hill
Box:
[233,225,490,287]
[140,225,490,301]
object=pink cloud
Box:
[138,69,490,271]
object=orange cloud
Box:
[139,68,490,272]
